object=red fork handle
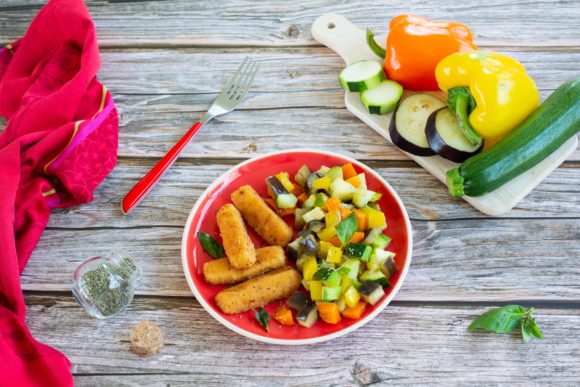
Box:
[122,121,204,214]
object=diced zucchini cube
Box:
[344,242,373,262]
[325,166,344,181]
[330,179,357,201]
[371,233,392,250]
[303,207,325,223]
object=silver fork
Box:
[122,57,259,214]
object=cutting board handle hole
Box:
[327,22,335,29]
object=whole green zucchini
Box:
[447,78,580,197]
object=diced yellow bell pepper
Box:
[344,286,360,308]
[340,276,352,294]
[318,241,331,259]
[312,175,331,191]
[326,245,342,264]
[325,210,341,228]
[317,226,337,241]
[302,256,318,281]
[309,280,323,301]
[275,172,295,192]
[368,211,386,229]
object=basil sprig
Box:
[197,232,225,259]
[254,308,270,333]
[469,305,543,343]
[336,212,358,245]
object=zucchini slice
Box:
[426,107,483,163]
[339,60,384,92]
[361,79,403,115]
[389,94,445,156]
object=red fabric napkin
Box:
[0,0,118,385]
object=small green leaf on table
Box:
[469,305,542,343]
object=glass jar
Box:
[71,253,140,319]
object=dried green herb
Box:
[80,256,137,317]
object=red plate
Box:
[181,150,412,344]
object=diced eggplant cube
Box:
[381,256,397,278]
[296,303,318,328]
[307,220,325,235]
[287,292,310,311]
[358,281,385,305]
[286,237,303,261]
[266,176,288,197]
[300,235,319,256]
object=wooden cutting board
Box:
[311,14,578,216]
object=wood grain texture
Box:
[2,0,580,47]
[24,294,580,384]
[23,218,580,301]
[42,163,580,231]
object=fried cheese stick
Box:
[215,267,301,314]
[203,246,286,285]
[231,185,293,247]
[216,203,256,269]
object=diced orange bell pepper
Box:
[317,302,341,324]
[349,232,365,243]
[324,196,341,212]
[339,208,352,220]
[342,163,357,180]
[297,192,308,204]
[345,176,361,188]
[328,236,342,247]
[342,301,367,319]
[352,209,368,231]
[273,305,294,326]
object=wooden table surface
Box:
[2,1,580,385]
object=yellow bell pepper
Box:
[435,51,539,144]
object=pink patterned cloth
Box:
[0,0,118,385]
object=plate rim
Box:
[181,149,413,345]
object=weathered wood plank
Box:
[103,49,578,162]
[2,0,580,47]
[42,163,580,230]
[22,218,580,301]
[24,294,580,383]
[2,49,579,161]
[99,48,579,95]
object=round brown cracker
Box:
[130,320,164,356]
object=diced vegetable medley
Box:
[265,162,398,327]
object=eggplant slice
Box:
[389,93,445,156]
[426,107,483,163]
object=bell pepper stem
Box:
[448,87,483,146]
[366,28,386,59]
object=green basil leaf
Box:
[336,212,358,245]
[254,308,270,333]
[314,268,334,280]
[521,319,533,342]
[468,305,526,333]
[522,315,543,342]
[197,232,225,259]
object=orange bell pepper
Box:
[273,305,294,326]
[317,302,341,324]
[345,176,361,188]
[352,209,368,231]
[368,15,477,91]
[349,232,365,243]
[339,208,352,220]
[324,196,341,212]
[342,163,358,180]
[342,301,367,319]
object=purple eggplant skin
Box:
[389,102,437,157]
[425,108,484,163]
